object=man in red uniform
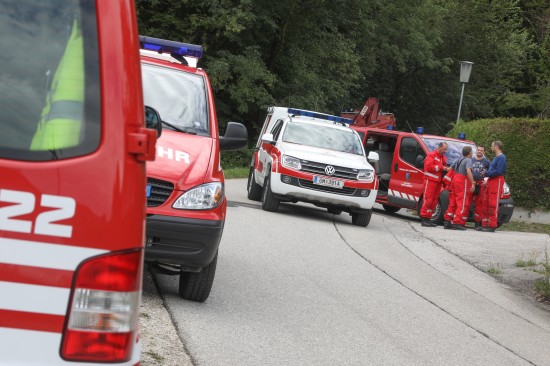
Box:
[444,146,476,230]
[471,145,490,230]
[481,141,507,232]
[420,142,449,227]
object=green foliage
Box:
[135,0,550,139]
[448,118,550,210]
[221,147,253,169]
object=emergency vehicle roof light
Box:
[287,108,352,125]
[139,36,203,59]
[416,127,424,134]
[387,125,396,130]
[458,132,466,140]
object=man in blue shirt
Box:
[481,141,507,232]
[471,146,491,230]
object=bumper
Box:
[270,172,377,211]
[145,214,224,269]
[498,197,514,224]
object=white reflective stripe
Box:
[389,189,418,202]
[435,165,439,172]
[424,172,438,179]
[0,328,138,365]
[0,281,70,315]
[0,237,106,271]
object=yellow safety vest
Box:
[30,19,84,151]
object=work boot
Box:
[482,227,496,232]
[443,220,453,229]
[474,222,483,231]
[421,218,436,227]
[452,224,467,230]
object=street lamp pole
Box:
[456,61,474,124]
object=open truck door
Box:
[0,0,156,364]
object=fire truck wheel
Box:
[261,174,280,212]
[247,168,262,201]
[351,209,372,227]
[382,204,401,213]
[178,252,218,302]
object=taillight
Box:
[61,250,143,362]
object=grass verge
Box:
[499,221,550,236]
[224,167,249,179]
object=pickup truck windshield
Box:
[282,122,364,155]
[422,137,476,166]
[142,63,209,135]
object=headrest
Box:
[378,142,390,152]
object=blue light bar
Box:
[139,36,203,59]
[458,132,466,140]
[416,126,425,134]
[287,108,352,125]
[387,125,396,130]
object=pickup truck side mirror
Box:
[367,151,379,162]
[415,155,425,169]
[220,122,248,151]
[261,133,276,145]
[145,106,162,137]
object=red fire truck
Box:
[0,1,157,364]
[350,125,514,226]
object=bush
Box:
[448,118,550,210]
[221,148,254,169]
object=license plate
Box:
[313,176,344,189]
[146,184,152,197]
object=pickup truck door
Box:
[387,136,425,209]
[258,119,283,183]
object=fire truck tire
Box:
[351,209,372,227]
[382,204,401,213]
[261,174,280,212]
[247,168,262,201]
[178,251,218,302]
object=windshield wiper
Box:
[161,120,197,135]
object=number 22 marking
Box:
[0,189,75,238]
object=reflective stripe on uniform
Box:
[424,172,439,179]
[45,100,84,122]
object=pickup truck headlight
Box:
[357,169,374,181]
[282,155,301,170]
[172,182,223,210]
[503,182,510,195]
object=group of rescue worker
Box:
[419,140,507,232]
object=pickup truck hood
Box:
[279,142,373,170]
[146,130,213,189]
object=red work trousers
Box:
[483,176,504,229]
[420,178,442,219]
[447,174,473,225]
[473,183,487,224]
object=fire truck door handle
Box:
[394,163,398,172]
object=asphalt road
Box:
[151,178,550,366]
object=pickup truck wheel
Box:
[351,209,372,227]
[178,252,217,302]
[247,168,262,201]
[382,204,401,213]
[261,175,280,212]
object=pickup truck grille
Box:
[298,179,357,195]
[147,178,174,207]
[299,160,359,180]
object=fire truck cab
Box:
[0,0,155,364]
[139,37,248,303]
[353,126,514,225]
[248,107,379,227]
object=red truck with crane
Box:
[342,98,514,226]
